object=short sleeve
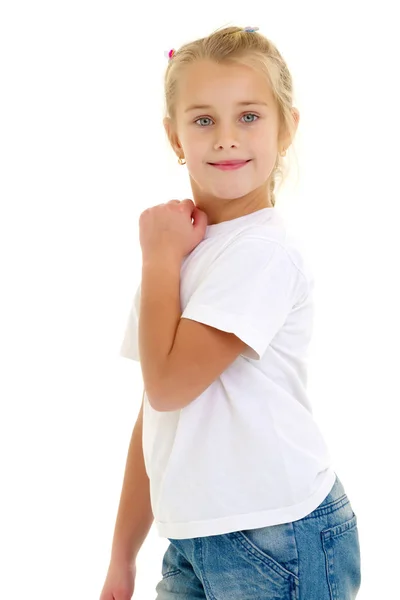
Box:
[180,236,303,361]
[119,284,141,361]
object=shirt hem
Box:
[155,467,337,539]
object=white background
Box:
[1,1,399,598]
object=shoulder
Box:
[224,226,313,301]
[223,225,305,272]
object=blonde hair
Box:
[163,25,299,207]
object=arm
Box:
[109,389,154,563]
[138,254,182,406]
[138,253,247,412]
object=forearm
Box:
[138,253,182,405]
[110,398,154,563]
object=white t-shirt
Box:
[120,206,336,539]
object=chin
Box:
[208,186,253,199]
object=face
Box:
[164,60,297,223]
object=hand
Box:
[99,557,136,600]
[139,199,208,261]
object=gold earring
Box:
[281,149,287,157]
[178,156,186,165]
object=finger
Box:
[181,199,195,212]
[192,207,208,228]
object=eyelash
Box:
[193,113,260,127]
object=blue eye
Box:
[195,117,213,127]
[194,113,259,126]
[242,113,258,123]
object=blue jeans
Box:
[155,473,361,599]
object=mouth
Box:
[208,159,251,170]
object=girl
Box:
[107,24,361,600]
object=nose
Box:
[213,124,240,150]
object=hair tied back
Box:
[164,27,259,61]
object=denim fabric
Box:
[155,473,361,599]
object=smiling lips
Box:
[209,159,251,170]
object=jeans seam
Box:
[298,494,349,521]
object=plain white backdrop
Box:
[1,1,399,598]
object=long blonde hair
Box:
[163,25,299,207]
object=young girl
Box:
[112,25,361,600]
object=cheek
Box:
[255,139,279,162]
[185,140,207,163]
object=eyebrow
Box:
[184,101,268,113]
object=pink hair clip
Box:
[164,48,176,60]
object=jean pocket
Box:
[231,521,299,583]
[321,514,361,599]
[228,527,299,600]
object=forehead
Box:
[176,60,273,109]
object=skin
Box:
[164,59,300,225]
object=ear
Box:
[292,108,300,131]
[279,108,300,151]
[163,117,183,157]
